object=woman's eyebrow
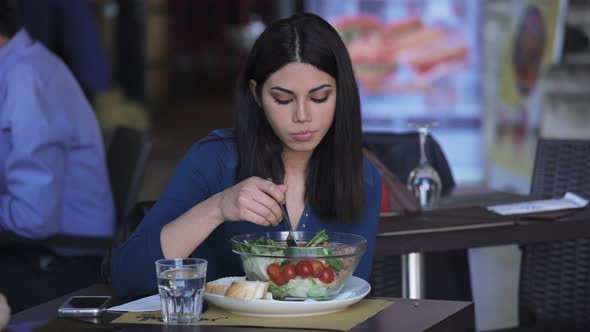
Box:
[270,84,332,94]
[309,84,332,93]
[270,86,294,94]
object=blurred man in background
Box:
[0,0,115,312]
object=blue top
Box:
[0,30,115,249]
[112,129,382,297]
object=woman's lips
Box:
[291,130,316,142]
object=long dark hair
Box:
[234,13,364,223]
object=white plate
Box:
[204,276,370,317]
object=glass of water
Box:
[155,258,207,324]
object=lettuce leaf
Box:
[268,282,290,298]
[241,252,284,280]
[268,277,333,299]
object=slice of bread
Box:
[225,281,270,300]
[205,283,232,296]
[205,276,246,295]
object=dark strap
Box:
[363,148,420,214]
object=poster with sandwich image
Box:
[490,0,566,191]
[308,0,484,184]
[308,0,480,122]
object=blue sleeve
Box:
[352,158,382,282]
[0,66,68,239]
[111,139,229,297]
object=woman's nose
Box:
[293,102,311,123]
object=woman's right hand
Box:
[216,177,287,226]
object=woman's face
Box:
[253,62,337,156]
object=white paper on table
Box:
[107,294,161,312]
[487,192,588,216]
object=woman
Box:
[111,13,382,297]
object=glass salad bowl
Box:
[230,231,366,300]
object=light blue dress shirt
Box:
[0,29,115,246]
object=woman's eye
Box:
[311,96,329,103]
[273,98,292,105]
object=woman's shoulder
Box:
[185,128,238,163]
[196,128,236,145]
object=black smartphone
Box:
[57,296,111,317]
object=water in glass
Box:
[156,259,207,324]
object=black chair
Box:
[99,127,152,284]
[100,200,156,284]
[363,132,455,196]
[107,126,152,226]
[498,139,590,331]
[365,132,471,301]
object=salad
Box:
[235,230,359,299]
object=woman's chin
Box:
[285,141,318,153]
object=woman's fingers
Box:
[256,178,287,205]
[240,208,274,227]
[250,191,283,224]
[220,176,288,226]
[234,182,281,226]
[250,199,282,226]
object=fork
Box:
[281,204,299,247]
[266,177,299,247]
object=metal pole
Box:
[407,252,425,299]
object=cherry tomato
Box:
[267,263,281,280]
[281,264,297,281]
[310,260,324,277]
[319,267,335,284]
[296,260,314,278]
[272,274,287,286]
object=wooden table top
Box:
[9,284,474,332]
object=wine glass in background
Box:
[407,122,442,211]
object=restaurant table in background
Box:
[375,191,590,299]
[8,284,474,332]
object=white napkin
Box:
[107,294,161,312]
[487,192,588,216]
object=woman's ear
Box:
[249,79,261,106]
